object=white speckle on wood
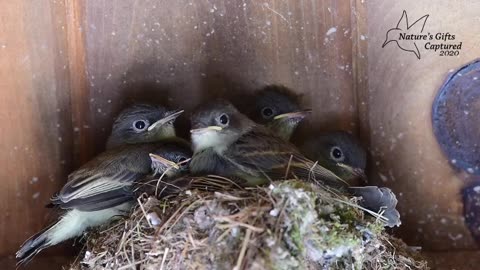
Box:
[32,192,40,199]
[326,27,337,36]
[448,233,463,241]
[30,177,39,184]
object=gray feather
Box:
[348,186,401,227]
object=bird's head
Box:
[107,104,183,149]
[149,141,192,178]
[302,131,367,183]
[190,99,254,152]
[250,85,311,140]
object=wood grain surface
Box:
[0,0,360,258]
[80,0,360,152]
[0,0,74,257]
[364,0,480,250]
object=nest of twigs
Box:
[69,179,429,270]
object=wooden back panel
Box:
[0,0,360,256]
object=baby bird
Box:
[17,104,189,266]
[16,140,192,265]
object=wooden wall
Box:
[0,0,74,258]
[365,0,480,250]
[79,0,362,156]
[1,0,479,267]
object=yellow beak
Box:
[147,110,184,131]
[190,126,223,133]
[273,109,312,120]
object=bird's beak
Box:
[273,109,312,120]
[190,126,223,134]
[337,163,367,183]
[352,168,367,183]
[149,153,179,170]
[147,110,184,131]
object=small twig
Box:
[234,229,252,270]
[214,216,264,233]
[284,154,294,179]
[330,197,388,222]
[214,191,250,201]
[159,247,169,270]
[154,168,175,196]
[137,197,152,228]
[117,258,149,270]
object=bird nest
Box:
[68,180,429,270]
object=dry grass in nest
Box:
[69,179,429,270]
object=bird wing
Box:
[190,148,237,176]
[225,127,348,188]
[51,170,141,211]
[51,147,149,211]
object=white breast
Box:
[191,130,227,152]
[47,202,132,245]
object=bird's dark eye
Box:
[218,114,229,126]
[330,146,344,162]
[133,120,148,131]
[178,157,187,163]
[261,107,274,119]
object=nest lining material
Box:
[69,179,429,270]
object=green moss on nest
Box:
[71,180,429,270]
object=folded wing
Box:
[225,128,348,189]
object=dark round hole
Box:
[432,59,480,175]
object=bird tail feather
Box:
[16,223,54,266]
[348,186,401,227]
